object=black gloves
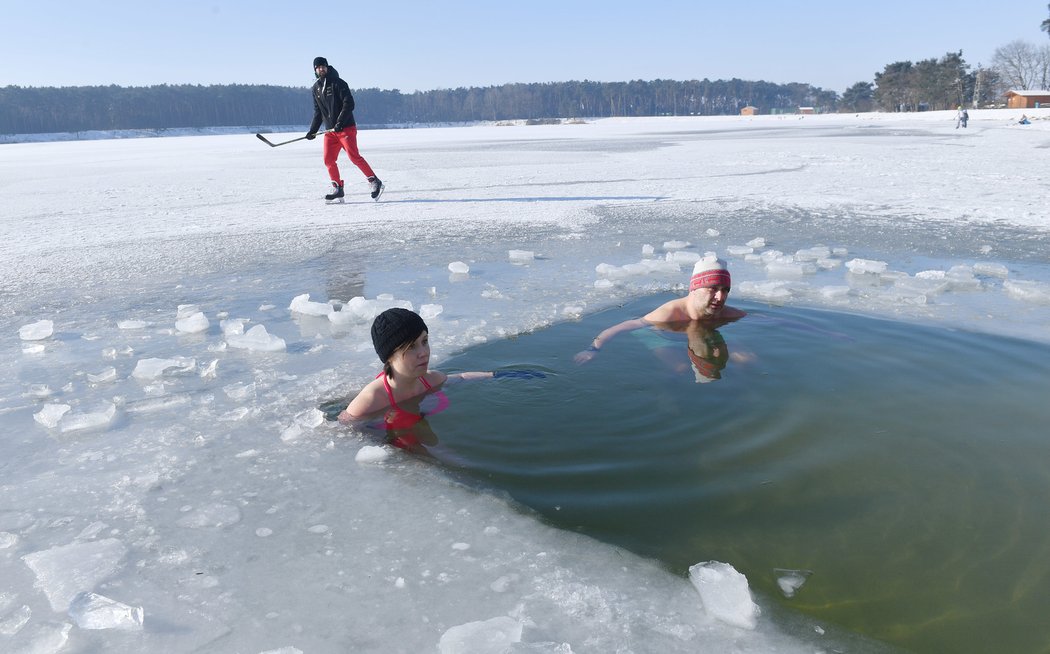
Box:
[305,132,316,140]
[332,124,344,133]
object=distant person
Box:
[961,108,969,128]
[955,106,969,129]
[306,56,383,203]
[575,256,747,367]
[335,308,543,451]
[1019,114,1031,125]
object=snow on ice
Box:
[2,110,1049,652]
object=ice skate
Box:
[325,181,344,203]
[368,176,384,201]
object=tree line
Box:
[3,27,1048,136]
[0,79,837,135]
[837,40,1048,113]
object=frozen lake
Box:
[2,110,1049,653]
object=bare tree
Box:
[991,40,1050,90]
[1042,3,1050,38]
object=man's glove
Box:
[493,370,546,380]
[305,132,316,140]
[332,123,344,133]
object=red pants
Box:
[323,127,376,183]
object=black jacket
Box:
[309,66,356,133]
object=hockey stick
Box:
[255,130,331,147]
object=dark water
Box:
[423,295,1050,654]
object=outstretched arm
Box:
[444,371,495,384]
[445,370,547,385]
[574,318,650,364]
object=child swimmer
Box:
[338,308,543,449]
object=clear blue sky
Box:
[2,1,1047,94]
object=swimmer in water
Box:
[338,308,542,450]
[575,255,746,365]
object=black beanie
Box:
[371,308,428,363]
[313,56,329,68]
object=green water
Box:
[423,295,1050,654]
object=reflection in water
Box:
[431,297,1050,654]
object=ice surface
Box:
[18,319,53,341]
[21,539,128,612]
[688,561,759,630]
[68,591,143,630]
[175,503,242,529]
[438,616,523,654]
[4,114,1050,653]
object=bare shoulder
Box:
[345,378,387,418]
[426,370,448,387]
[721,306,748,320]
[645,298,688,322]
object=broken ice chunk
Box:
[227,325,286,352]
[289,293,334,317]
[33,403,71,428]
[21,539,128,612]
[175,305,209,333]
[508,249,535,263]
[774,568,813,598]
[60,402,117,433]
[19,320,54,341]
[688,561,759,630]
[438,616,523,654]
[68,592,143,630]
[845,258,888,275]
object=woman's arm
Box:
[444,371,495,384]
[338,381,384,424]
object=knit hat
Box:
[687,331,728,383]
[689,256,731,291]
[371,308,428,363]
[313,56,329,68]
